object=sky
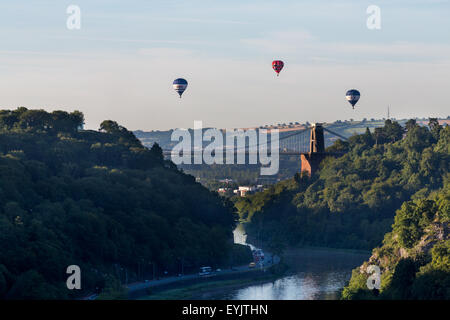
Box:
[0,0,449,131]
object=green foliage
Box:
[343,182,450,300]
[239,120,448,251]
[430,240,450,272]
[392,200,436,248]
[5,270,63,299]
[341,268,375,300]
[96,275,128,300]
[0,108,236,299]
[0,108,84,133]
[230,244,253,266]
[382,258,418,299]
[410,269,450,299]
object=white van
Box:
[198,266,212,276]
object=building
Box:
[233,185,264,197]
[238,186,254,197]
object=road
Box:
[82,251,279,300]
[126,251,279,294]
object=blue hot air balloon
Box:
[346,89,360,109]
[173,78,188,98]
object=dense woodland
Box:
[342,181,449,299]
[0,108,447,300]
[238,119,449,251]
[0,108,243,299]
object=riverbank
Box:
[140,272,281,300]
[134,262,287,299]
[156,247,369,300]
[136,247,370,300]
[246,231,371,256]
[131,230,371,301]
[284,246,371,256]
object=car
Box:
[249,262,256,268]
[199,266,212,276]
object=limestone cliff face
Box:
[359,221,449,276]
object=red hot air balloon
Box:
[272,60,284,76]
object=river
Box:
[222,224,370,300]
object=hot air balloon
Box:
[346,89,360,109]
[173,78,188,98]
[272,60,284,76]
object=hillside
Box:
[0,108,238,299]
[237,119,449,250]
[342,181,449,299]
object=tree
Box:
[6,270,61,299]
[383,119,404,142]
[50,110,84,133]
[374,127,385,145]
[362,127,374,146]
[266,233,286,262]
[69,110,84,130]
[0,110,19,129]
[405,119,417,132]
[383,258,417,299]
[150,143,164,162]
[18,109,51,131]
[99,120,121,133]
[430,240,450,272]
[428,118,441,141]
[325,139,349,153]
[404,125,434,151]
[393,201,423,248]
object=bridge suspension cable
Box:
[322,127,348,141]
[161,125,347,155]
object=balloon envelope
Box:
[173,78,188,98]
[272,60,284,76]
[346,89,360,108]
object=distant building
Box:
[238,186,254,196]
[217,187,232,196]
[233,185,264,197]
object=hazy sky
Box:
[0,0,449,130]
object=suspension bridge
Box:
[162,123,347,155]
[161,123,348,175]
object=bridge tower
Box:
[309,123,325,153]
[301,123,327,176]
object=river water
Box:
[223,224,370,300]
